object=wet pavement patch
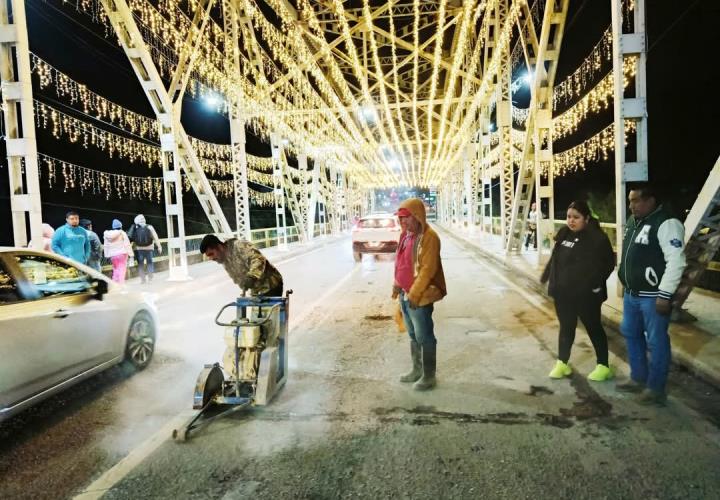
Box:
[364,315,392,321]
[526,385,554,397]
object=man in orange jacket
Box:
[392,198,447,390]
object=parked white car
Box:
[0,247,157,421]
[351,213,402,262]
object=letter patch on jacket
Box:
[634,225,651,245]
[670,238,683,248]
[645,266,659,286]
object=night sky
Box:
[1,0,718,245]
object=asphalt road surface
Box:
[1,233,719,500]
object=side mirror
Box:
[94,279,108,300]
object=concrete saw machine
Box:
[173,291,292,441]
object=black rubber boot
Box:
[414,344,436,391]
[400,341,422,383]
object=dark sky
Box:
[1,0,718,244]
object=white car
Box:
[0,247,157,421]
[351,213,402,262]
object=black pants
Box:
[554,294,609,366]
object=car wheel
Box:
[353,251,362,262]
[125,312,155,370]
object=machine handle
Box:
[214,302,282,327]
[214,302,240,326]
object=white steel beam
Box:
[100,0,233,280]
[611,0,649,273]
[673,157,720,311]
[505,0,570,257]
[224,1,251,240]
[270,133,288,250]
[0,0,43,248]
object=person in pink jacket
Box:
[103,219,133,283]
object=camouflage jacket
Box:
[222,239,283,295]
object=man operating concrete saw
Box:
[200,234,284,296]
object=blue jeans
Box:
[399,291,436,347]
[136,249,155,281]
[621,293,672,393]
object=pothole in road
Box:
[364,315,392,321]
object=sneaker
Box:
[637,388,667,406]
[587,364,614,382]
[549,360,572,379]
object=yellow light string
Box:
[430,0,484,176]
[422,0,448,184]
[430,0,517,186]
[387,0,417,186]
[411,0,423,179]
[362,0,410,185]
[38,152,275,205]
[430,0,496,184]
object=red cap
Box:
[395,207,412,217]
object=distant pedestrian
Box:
[541,201,616,382]
[29,223,55,252]
[616,184,686,406]
[392,198,447,391]
[51,211,90,264]
[525,202,539,250]
[128,214,162,284]
[103,219,133,283]
[80,219,103,272]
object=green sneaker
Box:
[549,360,572,379]
[587,364,614,382]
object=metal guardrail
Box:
[101,223,328,270]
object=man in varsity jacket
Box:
[616,183,686,406]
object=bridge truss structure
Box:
[1,0,718,300]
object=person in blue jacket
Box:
[51,210,90,265]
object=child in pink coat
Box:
[103,219,133,283]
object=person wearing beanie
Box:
[103,219,133,283]
[128,214,162,284]
[80,218,103,272]
[51,211,90,264]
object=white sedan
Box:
[351,213,402,262]
[0,247,157,421]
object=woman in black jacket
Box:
[541,200,616,381]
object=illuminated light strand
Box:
[34,100,161,168]
[362,0,410,185]
[431,0,515,186]
[422,0,448,184]
[430,0,485,175]
[387,0,417,186]
[37,152,276,205]
[553,27,612,110]
[430,0,496,184]
[411,0,423,180]
[32,53,158,140]
[328,0,401,184]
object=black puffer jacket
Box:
[541,222,615,301]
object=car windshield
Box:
[15,254,92,296]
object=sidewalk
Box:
[439,224,720,387]
[120,233,348,302]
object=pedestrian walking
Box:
[392,198,447,391]
[616,184,686,406]
[103,219,133,283]
[80,219,103,272]
[541,201,616,381]
[51,211,90,264]
[29,223,55,252]
[128,214,162,283]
